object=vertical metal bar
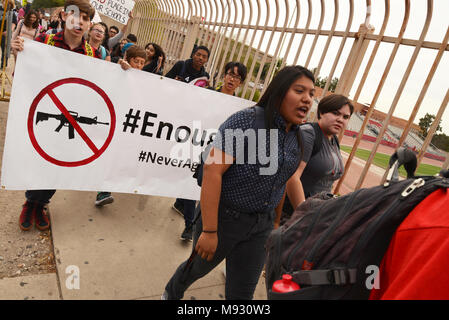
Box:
[395,30,449,155]
[209,0,232,80]
[241,0,267,99]
[148,0,159,43]
[376,0,437,183]
[241,0,260,67]
[260,0,290,96]
[417,89,449,166]
[336,0,373,97]
[169,0,183,60]
[320,0,354,98]
[208,0,227,76]
[354,0,411,190]
[198,0,211,47]
[281,0,301,69]
[227,0,245,64]
[334,0,390,195]
[215,0,240,83]
[164,0,176,57]
[154,0,166,45]
[236,0,254,63]
[304,0,325,68]
[249,0,279,101]
[204,0,219,53]
[196,0,205,46]
[162,0,173,51]
[313,0,339,79]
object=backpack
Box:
[99,45,107,60]
[17,20,39,39]
[301,122,339,159]
[282,122,339,216]
[192,105,266,186]
[265,174,449,300]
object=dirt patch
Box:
[0,97,57,280]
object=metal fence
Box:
[128,0,449,192]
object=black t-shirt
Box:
[142,59,163,75]
[165,59,209,83]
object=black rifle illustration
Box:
[36,111,109,139]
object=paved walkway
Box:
[0,155,386,300]
[0,189,267,300]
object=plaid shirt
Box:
[35,31,101,58]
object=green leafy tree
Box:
[311,68,339,92]
[418,113,442,137]
[431,133,449,152]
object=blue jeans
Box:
[175,198,196,227]
[164,204,274,300]
[25,190,56,205]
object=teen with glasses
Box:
[88,22,110,61]
[215,62,247,96]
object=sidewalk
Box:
[0,144,388,300]
[0,190,267,300]
[1,151,386,300]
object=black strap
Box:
[18,20,23,36]
[309,122,338,158]
[310,123,322,158]
[292,269,357,286]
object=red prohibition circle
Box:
[28,78,116,167]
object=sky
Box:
[177,0,449,133]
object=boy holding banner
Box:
[11,0,100,231]
[167,45,211,241]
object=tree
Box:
[311,68,339,92]
[418,113,442,137]
[32,0,64,9]
[431,133,449,152]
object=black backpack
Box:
[265,174,449,300]
[301,122,339,159]
[282,122,339,216]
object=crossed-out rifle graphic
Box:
[36,111,109,139]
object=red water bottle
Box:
[272,274,300,293]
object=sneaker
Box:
[95,192,114,206]
[172,201,184,217]
[19,201,34,231]
[180,225,193,242]
[34,203,50,231]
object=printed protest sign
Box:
[90,0,134,24]
[1,40,253,200]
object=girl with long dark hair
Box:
[12,9,40,40]
[142,42,165,75]
[163,65,316,300]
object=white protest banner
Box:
[1,40,254,200]
[90,0,134,24]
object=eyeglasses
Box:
[92,29,105,34]
[226,73,242,82]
